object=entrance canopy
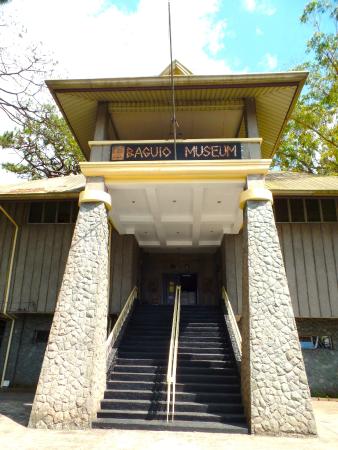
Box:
[46,64,307,160]
[46,62,308,249]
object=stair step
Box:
[179,343,228,349]
[104,389,242,403]
[101,399,244,414]
[92,417,248,434]
[115,358,167,366]
[179,337,228,343]
[118,352,169,359]
[178,353,230,360]
[178,347,228,355]
[107,380,240,393]
[123,331,171,335]
[119,345,169,351]
[179,332,226,338]
[96,408,246,424]
[110,372,238,383]
[178,360,234,369]
[177,367,237,375]
[113,365,166,374]
[99,304,247,432]
[110,373,166,382]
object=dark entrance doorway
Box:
[163,273,197,305]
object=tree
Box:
[273,0,337,175]
[0,11,53,124]
[0,104,84,179]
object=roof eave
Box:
[46,71,309,91]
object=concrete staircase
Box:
[92,304,248,433]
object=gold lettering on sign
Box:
[143,147,151,158]
[224,145,237,157]
[184,145,196,158]
[135,147,143,158]
[201,145,210,158]
[126,147,134,159]
[113,142,239,161]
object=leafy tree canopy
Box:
[273,0,338,175]
[0,104,84,179]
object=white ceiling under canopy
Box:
[108,180,244,249]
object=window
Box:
[300,336,333,350]
[290,199,305,222]
[306,199,321,222]
[28,201,78,224]
[57,202,72,223]
[321,199,337,222]
[33,330,50,343]
[274,197,337,223]
[274,198,289,222]
[28,202,44,223]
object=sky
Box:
[0,0,333,182]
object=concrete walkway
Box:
[0,391,337,450]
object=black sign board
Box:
[111,142,242,162]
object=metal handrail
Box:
[221,286,242,357]
[166,284,181,422]
[106,286,138,369]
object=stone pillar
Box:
[240,177,317,436]
[29,179,111,429]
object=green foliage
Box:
[0,104,84,179]
[273,0,338,175]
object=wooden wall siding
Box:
[9,223,74,313]
[277,223,338,318]
[0,203,27,310]
[221,234,243,315]
[0,201,74,313]
[109,230,139,314]
[222,224,338,318]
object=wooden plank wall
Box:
[0,203,20,310]
[1,201,337,319]
[222,224,338,318]
[0,202,74,313]
[277,223,338,318]
[109,230,139,314]
[221,233,243,315]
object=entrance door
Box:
[163,273,197,305]
[180,273,197,305]
[163,274,180,305]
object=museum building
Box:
[0,62,337,435]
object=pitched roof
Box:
[0,172,336,200]
[46,70,308,161]
[265,172,338,195]
[159,60,193,76]
[0,174,85,199]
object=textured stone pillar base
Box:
[29,202,109,429]
[241,200,317,436]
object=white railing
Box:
[106,286,138,370]
[166,285,181,422]
[221,286,242,361]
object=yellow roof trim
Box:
[159,60,193,76]
[80,159,272,184]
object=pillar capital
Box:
[79,189,112,210]
[79,176,112,210]
[239,186,273,209]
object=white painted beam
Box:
[145,187,166,247]
[192,186,204,246]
